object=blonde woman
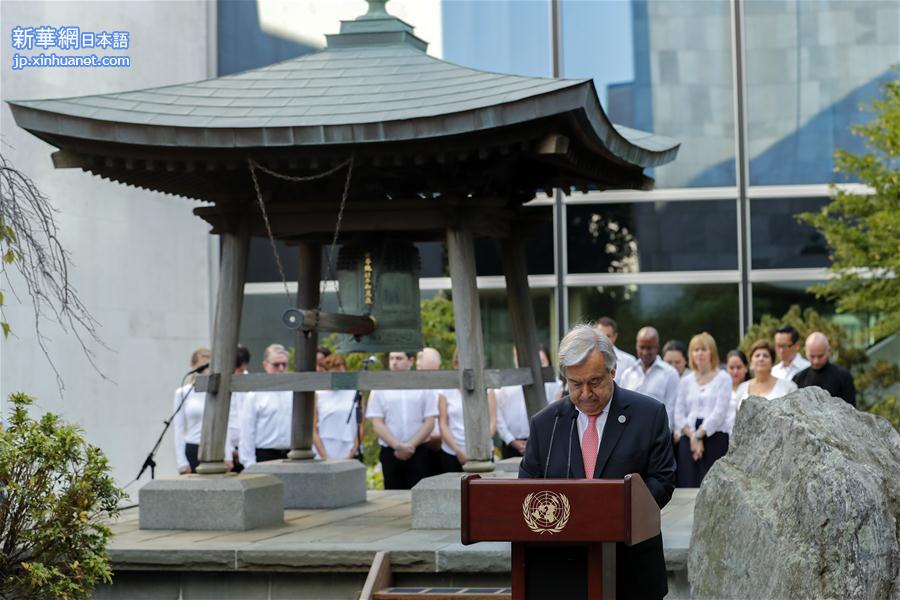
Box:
[673,333,733,487]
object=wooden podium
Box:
[460,474,660,600]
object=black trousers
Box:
[676,419,729,487]
[501,440,526,459]
[184,443,199,472]
[256,447,289,463]
[440,450,464,473]
[380,445,429,490]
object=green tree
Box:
[0,393,124,599]
[798,74,900,340]
[420,291,456,368]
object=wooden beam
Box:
[501,236,548,417]
[446,223,493,472]
[289,241,321,460]
[195,368,537,393]
[196,220,250,474]
[283,308,376,337]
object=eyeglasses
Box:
[269,361,288,369]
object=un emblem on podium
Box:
[522,491,570,534]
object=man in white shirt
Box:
[595,316,637,384]
[772,325,810,381]
[366,351,438,489]
[619,326,680,432]
[239,343,292,468]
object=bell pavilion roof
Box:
[7,0,679,208]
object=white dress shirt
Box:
[494,386,530,444]
[544,380,563,403]
[733,377,798,412]
[366,389,438,447]
[315,389,358,459]
[575,402,610,456]
[439,388,466,456]
[674,370,734,436]
[771,355,810,382]
[173,384,230,469]
[618,357,681,432]
[239,390,292,467]
[613,346,637,384]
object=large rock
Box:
[689,386,900,599]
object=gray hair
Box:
[263,343,288,363]
[558,324,617,375]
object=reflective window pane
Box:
[442,0,552,77]
[567,201,738,273]
[751,197,830,269]
[479,289,555,368]
[569,284,740,354]
[751,281,876,348]
[561,0,736,187]
[746,0,900,185]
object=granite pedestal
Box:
[138,473,283,530]
[494,457,522,473]
[411,471,517,529]
[244,458,367,509]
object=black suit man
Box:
[520,325,675,599]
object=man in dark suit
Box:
[520,325,675,599]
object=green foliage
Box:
[0,393,124,599]
[868,395,900,431]
[0,215,15,338]
[420,291,456,368]
[740,305,900,412]
[797,73,900,339]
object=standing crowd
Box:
[173,318,855,489]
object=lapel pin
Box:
[618,415,626,424]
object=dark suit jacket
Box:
[519,384,675,599]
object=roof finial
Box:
[360,0,389,20]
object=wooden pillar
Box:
[288,241,320,460]
[501,237,547,416]
[196,222,250,474]
[446,224,493,472]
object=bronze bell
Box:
[335,240,423,353]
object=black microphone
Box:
[362,356,379,364]
[188,363,209,375]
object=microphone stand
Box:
[346,359,374,463]
[135,369,196,482]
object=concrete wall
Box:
[0,1,216,493]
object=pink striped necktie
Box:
[582,414,599,479]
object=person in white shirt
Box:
[619,327,681,433]
[239,344,292,467]
[734,340,798,412]
[313,353,362,460]
[662,339,692,380]
[416,346,446,476]
[438,350,495,471]
[366,351,438,489]
[228,344,251,472]
[494,346,563,458]
[595,316,637,384]
[673,332,733,487]
[772,325,810,381]
[174,347,213,474]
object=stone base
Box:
[494,457,522,473]
[139,474,283,530]
[411,471,517,529]
[244,459,366,509]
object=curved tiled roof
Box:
[7,1,678,168]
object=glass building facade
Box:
[225,0,898,368]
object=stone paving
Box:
[106,488,697,575]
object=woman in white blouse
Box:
[314,354,363,460]
[174,347,213,474]
[673,332,733,487]
[438,351,496,471]
[734,340,798,412]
